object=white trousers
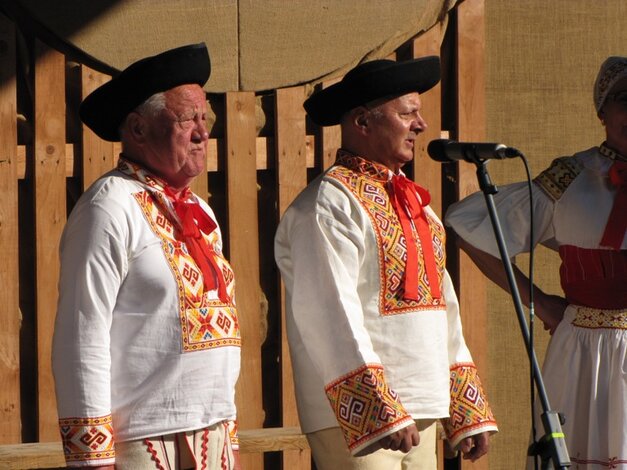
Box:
[114,421,236,470]
[307,419,438,470]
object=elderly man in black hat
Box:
[52,43,241,469]
[274,57,497,469]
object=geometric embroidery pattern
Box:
[533,156,583,202]
[133,190,241,352]
[325,364,413,452]
[228,419,239,449]
[117,158,240,353]
[328,151,446,315]
[59,415,115,465]
[572,306,627,330]
[442,363,497,443]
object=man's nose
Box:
[192,120,209,143]
[412,113,428,133]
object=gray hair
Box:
[118,92,167,139]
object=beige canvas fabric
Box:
[484,1,627,467]
[12,0,456,92]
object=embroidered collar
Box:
[117,155,191,224]
[117,155,165,189]
[599,142,627,163]
[335,149,394,182]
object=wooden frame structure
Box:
[0,0,488,468]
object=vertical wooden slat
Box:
[409,22,449,470]
[225,91,264,470]
[456,1,489,469]
[319,78,342,171]
[0,13,21,444]
[34,41,66,441]
[411,23,446,215]
[81,66,115,190]
[275,86,311,469]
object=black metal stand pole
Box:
[470,158,570,469]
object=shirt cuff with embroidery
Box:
[59,414,116,467]
[441,363,498,448]
[325,363,414,455]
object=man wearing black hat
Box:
[52,44,241,469]
[274,57,497,469]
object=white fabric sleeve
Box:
[52,199,127,421]
[442,270,472,365]
[444,181,557,258]
[281,210,381,380]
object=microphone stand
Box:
[467,155,570,469]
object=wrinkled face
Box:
[142,84,208,189]
[601,77,627,154]
[365,92,427,172]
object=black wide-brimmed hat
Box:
[79,43,211,142]
[304,56,440,126]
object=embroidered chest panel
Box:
[133,191,240,352]
[534,156,583,201]
[327,165,446,315]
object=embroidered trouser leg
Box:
[114,421,235,470]
[307,419,437,470]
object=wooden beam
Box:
[15,136,317,179]
[456,1,489,469]
[275,86,311,470]
[34,40,67,441]
[410,23,447,215]
[225,91,264,470]
[0,12,21,445]
[0,427,309,469]
[80,66,115,190]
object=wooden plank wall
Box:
[454,1,489,469]
[0,11,20,445]
[0,2,489,468]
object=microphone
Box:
[427,139,521,163]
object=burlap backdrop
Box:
[485,1,626,467]
[6,0,456,92]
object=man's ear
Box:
[126,112,148,142]
[353,107,370,132]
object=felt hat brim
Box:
[79,43,211,142]
[304,56,440,126]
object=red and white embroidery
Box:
[59,415,115,465]
[443,363,497,443]
[325,364,413,452]
[328,153,447,315]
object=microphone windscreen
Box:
[426,139,454,162]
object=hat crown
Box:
[304,56,440,126]
[79,42,210,141]
[344,59,396,82]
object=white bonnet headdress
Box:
[594,56,627,113]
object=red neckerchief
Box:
[388,174,442,300]
[599,143,627,250]
[164,186,229,301]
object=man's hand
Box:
[378,423,420,453]
[458,431,490,462]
